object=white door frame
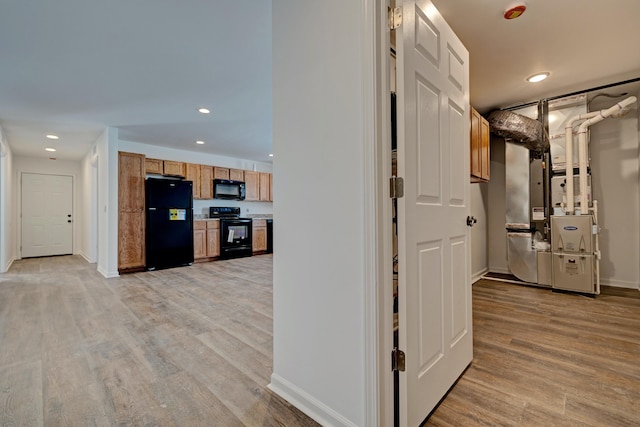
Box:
[372,0,395,425]
[355,0,396,425]
[20,172,74,258]
[359,0,395,425]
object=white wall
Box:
[96,127,119,278]
[488,135,509,273]
[79,145,99,263]
[13,156,82,260]
[470,182,489,281]
[0,127,15,272]
[590,96,640,289]
[271,0,372,425]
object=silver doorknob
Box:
[466,216,477,227]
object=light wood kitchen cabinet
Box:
[244,171,259,201]
[269,173,273,201]
[206,220,220,257]
[200,165,214,199]
[252,219,267,253]
[194,220,220,259]
[259,173,271,201]
[118,151,146,272]
[185,163,201,198]
[164,160,186,177]
[230,168,244,182]
[471,106,490,182]
[214,167,230,180]
[193,221,207,259]
[145,158,163,175]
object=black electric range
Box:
[209,207,252,259]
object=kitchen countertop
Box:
[244,214,273,219]
[193,215,273,221]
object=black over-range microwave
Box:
[213,179,246,200]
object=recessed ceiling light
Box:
[527,72,550,83]
[268,153,274,157]
[197,108,210,114]
[45,147,56,152]
[195,140,205,145]
[46,134,59,140]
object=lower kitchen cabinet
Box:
[252,219,267,253]
[206,220,220,257]
[194,220,220,260]
[194,222,207,259]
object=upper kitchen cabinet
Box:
[470,107,490,182]
[200,165,214,199]
[145,158,163,175]
[164,160,186,177]
[214,167,230,180]
[186,163,201,198]
[244,171,272,202]
[244,171,259,201]
[230,168,244,182]
[118,151,146,272]
[259,173,271,201]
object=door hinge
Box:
[392,348,406,372]
[390,176,404,199]
[388,6,403,30]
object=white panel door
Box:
[21,173,73,258]
[395,1,472,424]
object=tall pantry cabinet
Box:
[118,152,146,272]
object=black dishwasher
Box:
[266,219,273,254]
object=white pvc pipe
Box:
[564,111,600,214]
[576,96,637,211]
[591,200,600,294]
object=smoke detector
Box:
[504,3,526,20]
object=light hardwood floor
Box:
[426,279,640,426]
[0,255,318,426]
[2,257,639,426]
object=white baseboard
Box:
[600,279,640,290]
[488,266,510,275]
[97,266,119,278]
[268,373,358,427]
[78,252,96,264]
[2,256,15,273]
[472,268,489,284]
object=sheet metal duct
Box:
[505,141,531,229]
[488,110,549,154]
[507,232,538,283]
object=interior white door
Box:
[21,173,73,258]
[395,1,472,424]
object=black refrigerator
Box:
[145,178,194,270]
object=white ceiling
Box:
[1,1,639,161]
[432,0,640,112]
[0,0,272,161]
